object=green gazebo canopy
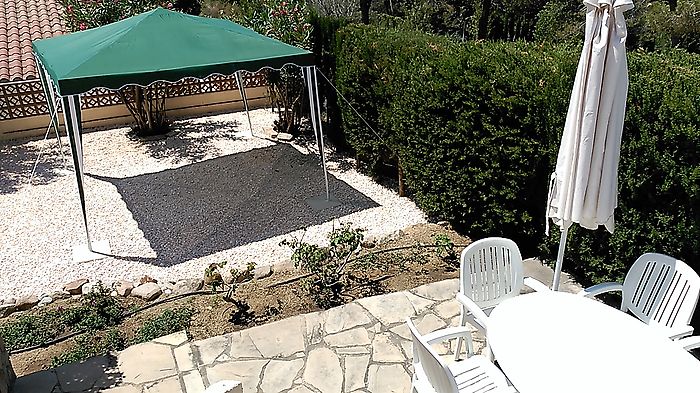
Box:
[32,7,314,96]
[30,8,328,263]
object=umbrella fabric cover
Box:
[546,0,634,235]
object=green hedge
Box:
[331,24,700,293]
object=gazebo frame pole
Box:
[312,66,330,201]
[235,71,254,136]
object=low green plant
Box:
[433,233,457,263]
[51,329,126,367]
[0,282,125,352]
[0,309,67,352]
[281,225,365,308]
[134,307,195,343]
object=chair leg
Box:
[454,310,468,361]
[485,342,494,362]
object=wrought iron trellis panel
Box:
[0,71,268,121]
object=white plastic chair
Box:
[455,237,549,359]
[677,336,700,352]
[406,318,517,393]
[579,253,700,339]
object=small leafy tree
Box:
[281,225,364,308]
[60,0,201,136]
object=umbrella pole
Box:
[552,226,569,291]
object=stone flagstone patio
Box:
[12,260,581,393]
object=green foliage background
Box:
[328,25,700,298]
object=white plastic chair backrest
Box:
[406,318,458,393]
[460,237,524,310]
[622,253,700,328]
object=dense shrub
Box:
[335,25,575,245]
[332,25,700,292]
[309,13,351,145]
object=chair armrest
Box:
[578,282,623,298]
[456,293,490,331]
[666,325,694,340]
[524,277,550,292]
[422,326,474,346]
[678,336,700,351]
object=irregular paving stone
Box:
[153,331,188,347]
[367,364,411,393]
[12,370,57,393]
[410,279,458,301]
[389,324,411,340]
[287,386,314,393]
[434,299,461,320]
[118,342,177,384]
[335,346,371,355]
[101,386,142,393]
[144,375,182,393]
[324,303,372,334]
[174,344,196,372]
[400,339,413,358]
[324,327,371,347]
[64,279,89,295]
[56,355,112,392]
[246,316,305,358]
[183,370,206,393]
[0,336,15,393]
[371,333,405,363]
[253,265,272,280]
[193,335,230,365]
[404,292,434,314]
[115,280,134,297]
[357,292,416,326]
[302,348,342,393]
[229,333,263,359]
[204,380,243,393]
[205,360,268,393]
[130,283,162,301]
[343,355,370,392]
[303,311,325,346]
[415,314,447,334]
[259,359,304,392]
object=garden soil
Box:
[8,223,469,376]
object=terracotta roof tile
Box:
[0,0,66,82]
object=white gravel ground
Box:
[0,109,426,299]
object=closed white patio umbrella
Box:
[546,0,634,290]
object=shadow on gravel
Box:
[89,143,379,267]
[0,138,69,195]
[135,118,244,164]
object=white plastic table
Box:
[488,291,700,393]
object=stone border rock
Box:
[0,262,281,320]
